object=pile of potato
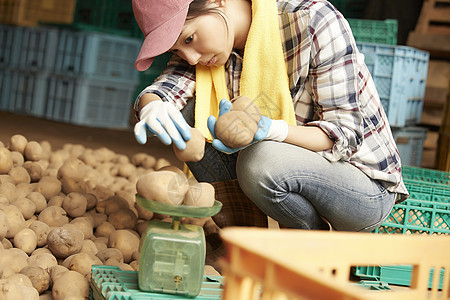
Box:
[0,134,220,299]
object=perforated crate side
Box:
[45,75,135,129]
[402,166,450,185]
[0,24,18,69]
[347,19,397,45]
[356,43,429,127]
[82,33,141,82]
[0,68,11,112]
[54,29,87,75]
[90,265,223,300]
[7,69,48,117]
[14,26,58,72]
[391,126,428,167]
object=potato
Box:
[96,248,124,264]
[108,208,137,230]
[0,248,29,278]
[0,182,16,202]
[10,151,24,167]
[173,127,205,162]
[24,141,43,162]
[0,148,13,174]
[0,211,7,239]
[56,158,86,182]
[28,252,58,272]
[6,273,33,288]
[20,266,50,294]
[136,170,189,205]
[134,201,154,220]
[62,192,87,218]
[47,195,64,207]
[48,265,69,284]
[0,204,26,238]
[0,175,13,185]
[80,239,98,256]
[69,217,93,240]
[97,195,129,215]
[95,221,115,238]
[215,110,258,148]
[155,158,171,170]
[12,197,36,220]
[183,182,215,207]
[62,252,102,279]
[22,161,43,183]
[61,177,87,195]
[8,135,28,154]
[230,95,261,123]
[8,166,30,185]
[0,279,29,299]
[38,206,69,227]
[34,176,61,201]
[108,230,140,263]
[13,228,37,254]
[47,227,84,259]
[51,270,89,300]
[26,192,47,214]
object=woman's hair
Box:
[186,0,223,20]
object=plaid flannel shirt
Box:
[134,0,409,200]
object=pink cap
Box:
[133,0,193,71]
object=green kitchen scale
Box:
[136,194,222,298]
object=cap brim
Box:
[134,6,189,71]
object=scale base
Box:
[138,220,206,297]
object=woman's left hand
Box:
[207,99,288,154]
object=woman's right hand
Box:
[134,100,191,150]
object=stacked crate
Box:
[345,17,430,167]
[0,23,141,129]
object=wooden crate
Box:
[437,83,450,172]
[220,228,450,300]
[0,0,76,26]
[407,0,450,58]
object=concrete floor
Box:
[0,110,183,168]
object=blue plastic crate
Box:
[0,68,11,111]
[357,42,429,127]
[45,74,136,129]
[392,126,428,167]
[90,265,223,300]
[0,24,17,69]
[54,29,140,83]
[3,69,48,117]
[13,26,59,72]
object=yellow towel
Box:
[195,0,296,141]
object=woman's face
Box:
[169,12,234,66]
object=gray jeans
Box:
[182,100,395,231]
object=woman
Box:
[131,0,409,231]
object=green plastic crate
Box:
[90,265,223,300]
[328,0,367,18]
[73,0,141,37]
[354,179,449,289]
[354,265,444,290]
[402,166,450,186]
[347,19,397,45]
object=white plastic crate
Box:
[392,126,428,167]
[45,74,136,129]
[357,42,429,127]
[2,69,48,117]
[0,68,11,111]
[54,29,140,83]
[13,26,59,72]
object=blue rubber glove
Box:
[134,100,191,150]
[207,99,288,154]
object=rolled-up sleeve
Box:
[305,9,364,161]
